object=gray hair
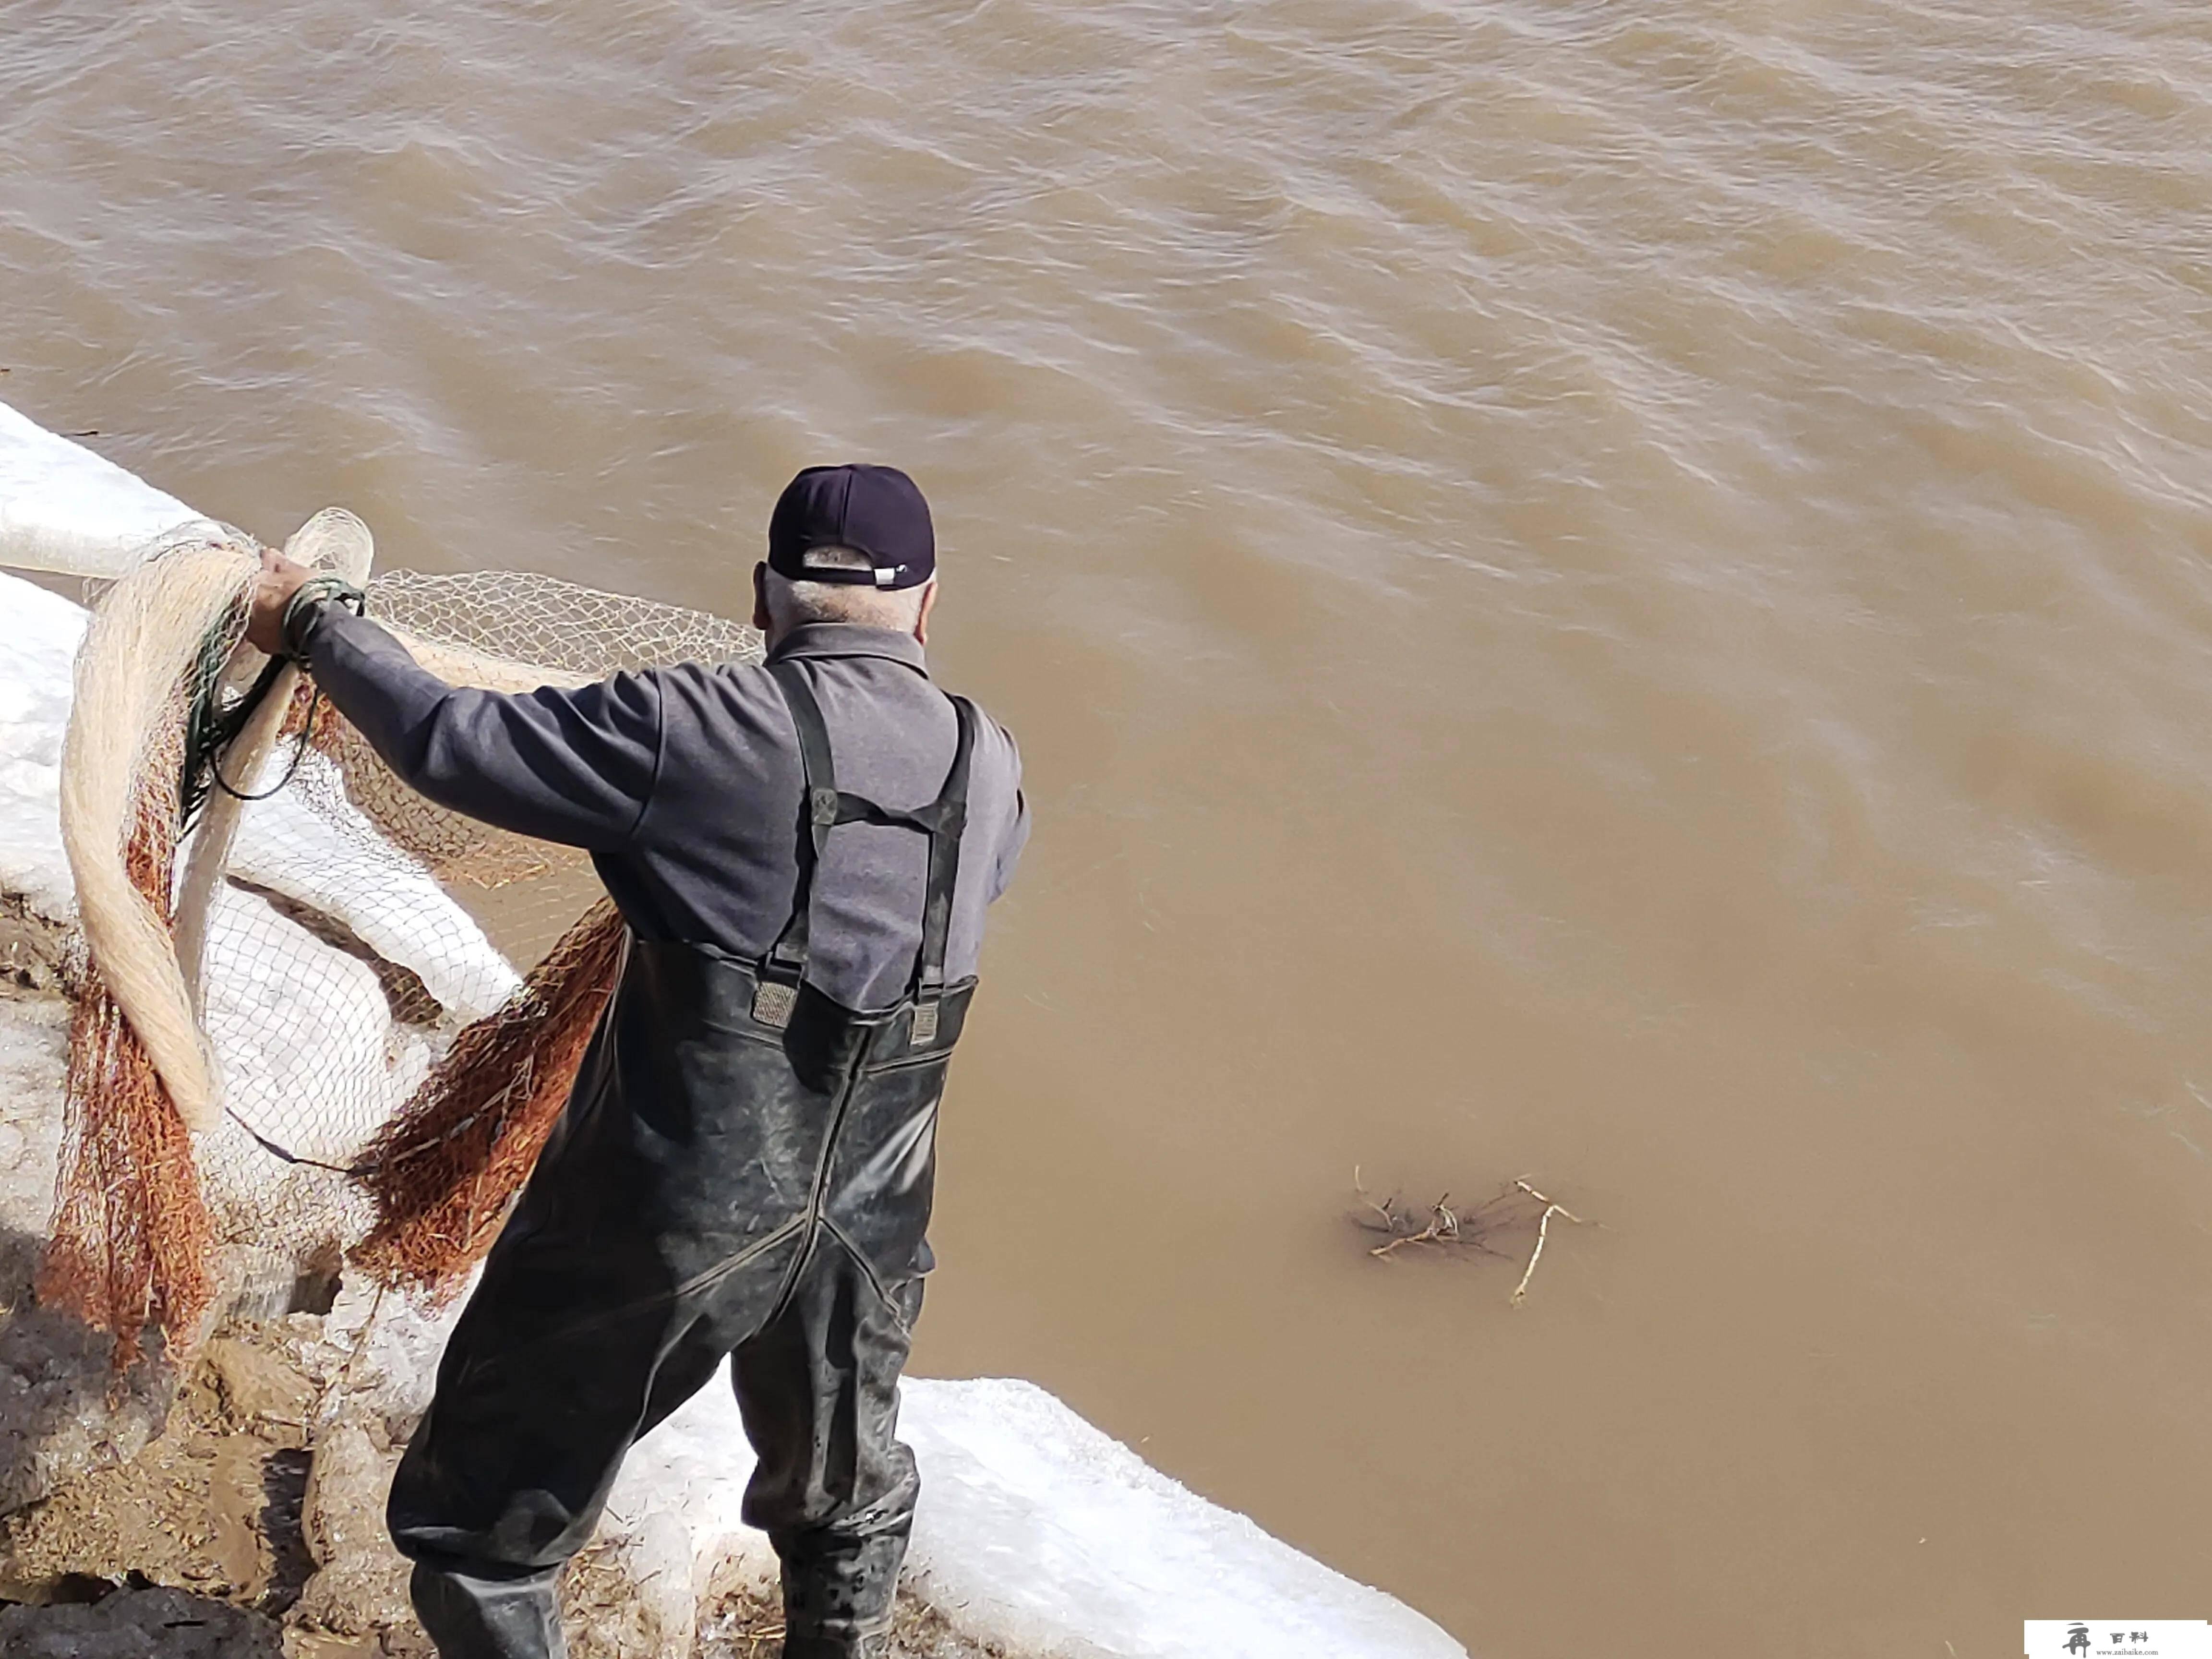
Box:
[763,545,930,633]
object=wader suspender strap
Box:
[760,659,979,1040]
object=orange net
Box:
[352,899,625,1294]
[38,666,214,1365]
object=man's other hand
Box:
[246,548,316,656]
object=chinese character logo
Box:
[2066,1628,2092,1657]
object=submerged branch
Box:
[1507,1179,1587,1307]
[1349,1169,1595,1305]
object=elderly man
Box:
[248,465,1029,1659]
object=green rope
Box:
[177,576,365,830]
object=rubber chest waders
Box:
[389,660,982,1659]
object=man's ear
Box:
[914,576,939,647]
[752,563,771,635]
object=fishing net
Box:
[38,524,760,1360]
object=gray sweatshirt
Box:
[295,608,1029,1011]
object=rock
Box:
[0,1310,172,1521]
[293,1409,412,1644]
[0,994,67,1245]
[314,1280,457,1444]
[0,993,170,1524]
[0,1379,289,1606]
[0,902,69,996]
[0,1586,281,1657]
[204,1336,316,1447]
[286,1286,458,1653]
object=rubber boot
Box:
[778,1528,903,1659]
[781,1635,888,1659]
[409,1562,567,1659]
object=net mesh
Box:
[38,697,216,1365]
[44,548,760,1355]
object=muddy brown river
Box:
[7,1,2212,1652]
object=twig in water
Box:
[1509,1178,1586,1307]
[1350,1172,1521,1264]
[1370,1195,1461,1258]
[1350,1170,1595,1299]
[1353,1165,1401,1234]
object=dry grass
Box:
[697,1580,1013,1659]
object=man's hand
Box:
[245,548,317,657]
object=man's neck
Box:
[764,620,928,668]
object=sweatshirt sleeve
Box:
[987,719,1031,902]
[294,602,664,852]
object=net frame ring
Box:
[285,507,375,586]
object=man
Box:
[248,464,1029,1659]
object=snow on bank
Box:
[227,750,521,1022]
[591,1353,1477,1656]
[354,1283,1473,1659]
[902,1378,1462,1658]
[0,578,88,922]
[0,398,211,580]
[0,996,69,1238]
[0,398,1471,1657]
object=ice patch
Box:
[0,573,87,919]
[200,880,430,1165]
[0,996,69,1238]
[901,1377,1467,1659]
[602,1371,1469,1659]
[229,750,520,1022]
[0,397,212,579]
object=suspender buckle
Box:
[752,978,798,1030]
[910,998,940,1046]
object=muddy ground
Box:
[0,1310,1006,1658]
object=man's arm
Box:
[252,553,663,851]
[987,720,1030,902]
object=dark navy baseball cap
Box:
[767,464,935,590]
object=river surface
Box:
[7,1,2212,1652]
